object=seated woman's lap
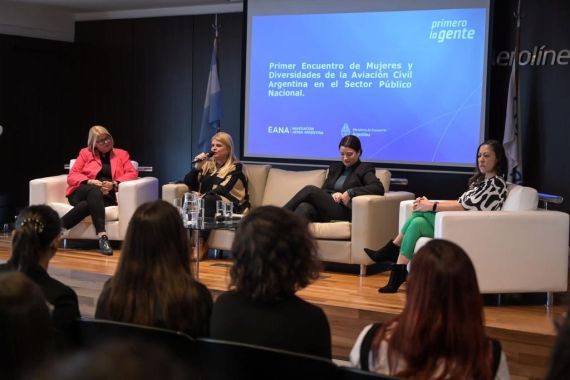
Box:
[400,213,436,259]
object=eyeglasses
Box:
[96,137,111,145]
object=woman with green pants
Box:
[365,140,509,293]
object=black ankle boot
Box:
[98,235,113,256]
[364,241,400,263]
[379,264,407,293]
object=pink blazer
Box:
[66,148,139,197]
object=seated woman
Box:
[184,131,249,258]
[350,239,511,379]
[0,205,81,339]
[283,134,383,222]
[61,125,138,255]
[210,206,332,358]
[0,272,54,379]
[184,131,249,216]
[365,139,508,293]
[95,200,212,337]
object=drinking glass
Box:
[223,202,233,221]
[172,198,183,215]
[190,198,204,226]
[215,200,225,221]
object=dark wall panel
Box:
[74,16,195,184]
[0,34,73,221]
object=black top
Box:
[211,291,332,358]
[95,277,213,338]
[322,161,384,199]
[96,152,112,181]
[0,263,81,334]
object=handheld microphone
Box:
[191,151,214,164]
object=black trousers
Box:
[61,184,116,234]
[282,185,351,222]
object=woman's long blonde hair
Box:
[87,125,114,154]
[202,132,238,178]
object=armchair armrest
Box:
[117,177,159,238]
[399,199,448,230]
[435,210,569,293]
[351,191,415,264]
[162,183,190,204]
[29,175,69,205]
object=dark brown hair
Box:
[468,139,508,187]
[0,272,52,378]
[339,134,362,154]
[101,200,209,336]
[372,239,493,379]
[9,205,61,272]
[229,206,321,303]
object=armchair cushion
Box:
[243,164,271,209]
[502,184,538,211]
[309,222,351,240]
[262,168,326,207]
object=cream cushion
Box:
[261,168,326,207]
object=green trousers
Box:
[400,212,436,260]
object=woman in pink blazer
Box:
[62,126,138,255]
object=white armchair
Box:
[29,161,159,241]
[399,184,569,300]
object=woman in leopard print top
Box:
[365,140,508,293]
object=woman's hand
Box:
[332,192,351,206]
[101,181,114,195]
[88,179,103,187]
[412,196,434,212]
[193,152,210,170]
[340,191,351,206]
[332,192,343,204]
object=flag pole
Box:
[213,15,221,133]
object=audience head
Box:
[35,341,187,380]
[375,239,492,379]
[104,200,204,332]
[0,272,53,378]
[120,200,191,274]
[470,139,507,185]
[230,205,321,303]
[339,135,362,167]
[88,125,114,154]
[10,205,61,272]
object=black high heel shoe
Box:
[378,264,407,293]
[364,240,399,263]
[98,235,113,256]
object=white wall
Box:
[0,2,74,42]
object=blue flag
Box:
[198,36,222,153]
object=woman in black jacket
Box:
[283,135,384,222]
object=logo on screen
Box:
[341,123,351,137]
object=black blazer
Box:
[0,263,80,333]
[322,161,384,198]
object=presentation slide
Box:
[243,0,491,168]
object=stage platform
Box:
[0,235,567,380]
